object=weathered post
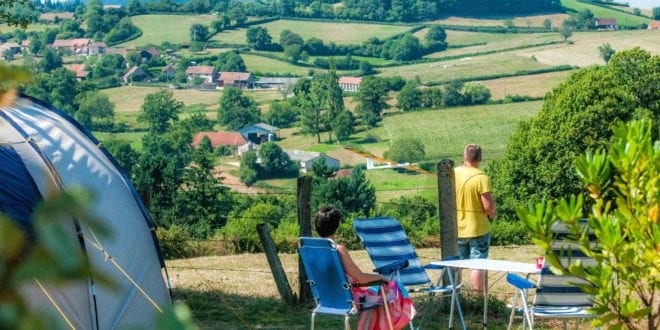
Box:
[296,176,313,304]
[437,159,458,259]
[257,224,295,305]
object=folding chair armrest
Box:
[373,259,409,275]
[353,280,388,288]
[506,273,535,289]
[424,256,459,270]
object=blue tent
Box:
[0,95,171,328]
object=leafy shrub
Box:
[489,220,529,245]
[157,225,193,259]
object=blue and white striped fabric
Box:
[353,217,431,288]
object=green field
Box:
[560,0,650,26]
[0,23,51,33]
[354,101,542,162]
[213,19,411,45]
[241,54,316,75]
[377,52,553,83]
[429,13,571,28]
[94,131,146,150]
[425,30,562,58]
[476,70,575,99]
[120,15,217,47]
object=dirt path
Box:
[214,165,264,194]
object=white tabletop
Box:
[430,258,540,274]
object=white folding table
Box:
[430,259,540,328]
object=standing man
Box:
[455,144,496,291]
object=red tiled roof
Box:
[64,64,89,78]
[52,38,91,48]
[596,18,617,26]
[146,47,161,56]
[186,66,216,75]
[649,21,660,29]
[21,40,30,47]
[192,132,247,147]
[338,76,362,85]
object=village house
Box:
[595,18,618,30]
[20,40,30,53]
[185,66,217,84]
[122,66,150,83]
[38,12,74,23]
[192,131,247,154]
[161,64,176,80]
[103,4,122,9]
[218,72,255,89]
[51,38,92,56]
[140,47,161,61]
[284,150,340,173]
[0,42,21,59]
[64,64,89,80]
[338,76,362,92]
[238,123,279,144]
[649,21,660,30]
[89,42,107,56]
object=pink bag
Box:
[352,281,416,330]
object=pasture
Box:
[242,54,317,75]
[167,245,546,329]
[429,13,570,28]
[476,70,575,99]
[212,19,412,45]
[354,101,542,162]
[560,0,650,26]
[377,52,553,83]
[0,23,50,33]
[120,15,217,47]
[425,30,561,58]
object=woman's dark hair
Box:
[315,205,342,237]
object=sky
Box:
[626,0,660,9]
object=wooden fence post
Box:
[257,224,295,305]
[296,176,313,304]
[437,159,458,260]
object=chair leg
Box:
[507,289,519,330]
[520,289,533,330]
[344,315,350,330]
[311,312,316,330]
[453,290,466,330]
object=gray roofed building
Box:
[238,123,280,144]
[285,150,340,173]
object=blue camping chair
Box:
[298,237,399,330]
[353,217,466,330]
[506,220,598,329]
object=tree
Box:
[264,100,298,128]
[598,43,615,64]
[359,60,374,75]
[138,90,183,134]
[279,29,303,48]
[632,7,641,16]
[190,23,209,42]
[239,151,259,186]
[390,34,422,61]
[332,110,354,142]
[518,120,659,329]
[38,48,62,73]
[74,91,115,129]
[312,164,375,216]
[503,19,515,29]
[383,137,425,163]
[559,19,574,41]
[127,0,146,15]
[489,48,660,220]
[576,9,595,30]
[354,76,389,127]
[425,25,447,44]
[199,135,213,153]
[420,87,443,108]
[463,83,491,105]
[442,80,464,106]
[259,142,298,178]
[104,138,139,174]
[246,26,272,50]
[396,83,422,111]
[217,87,260,130]
[215,50,246,72]
[653,6,660,19]
[543,18,552,29]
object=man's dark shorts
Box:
[458,233,491,259]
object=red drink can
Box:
[535,257,544,270]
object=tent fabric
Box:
[0,95,171,329]
[0,145,42,232]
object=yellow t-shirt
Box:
[454,165,492,238]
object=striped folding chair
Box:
[507,220,598,329]
[353,216,466,330]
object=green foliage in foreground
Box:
[490,48,660,220]
[518,120,659,329]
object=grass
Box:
[560,0,650,26]
[0,23,51,33]
[354,101,542,163]
[426,31,562,58]
[212,19,411,45]
[366,168,438,201]
[120,14,218,47]
[476,70,576,99]
[428,13,571,28]
[242,54,316,76]
[512,29,660,67]
[167,245,550,329]
[377,52,553,83]
[94,131,146,150]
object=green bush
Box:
[489,220,529,245]
[157,225,193,259]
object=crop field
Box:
[121,15,217,47]
[94,131,146,150]
[377,52,552,83]
[425,31,561,58]
[476,70,575,99]
[353,101,542,163]
[429,13,571,28]
[560,0,649,26]
[513,30,660,67]
[213,19,411,45]
[242,54,318,75]
[102,86,283,113]
[0,23,50,33]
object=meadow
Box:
[476,70,574,99]
[560,0,650,26]
[242,53,318,75]
[213,19,412,45]
[120,14,218,47]
[426,30,561,58]
[429,13,570,28]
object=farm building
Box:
[595,18,618,30]
[218,72,255,89]
[338,76,362,92]
[649,21,660,30]
[64,63,89,80]
[237,142,259,157]
[38,12,74,22]
[122,66,150,83]
[51,38,93,56]
[192,132,247,154]
[140,47,161,61]
[285,150,340,173]
[20,39,30,52]
[186,66,217,84]
[238,123,279,144]
[161,64,176,79]
[89,42,107,56]
[255,77,300,90]
[0,42,21,58]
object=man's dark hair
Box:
[315,205,342,237]
[464,144,482,162]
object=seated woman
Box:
[315,205,415,330]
